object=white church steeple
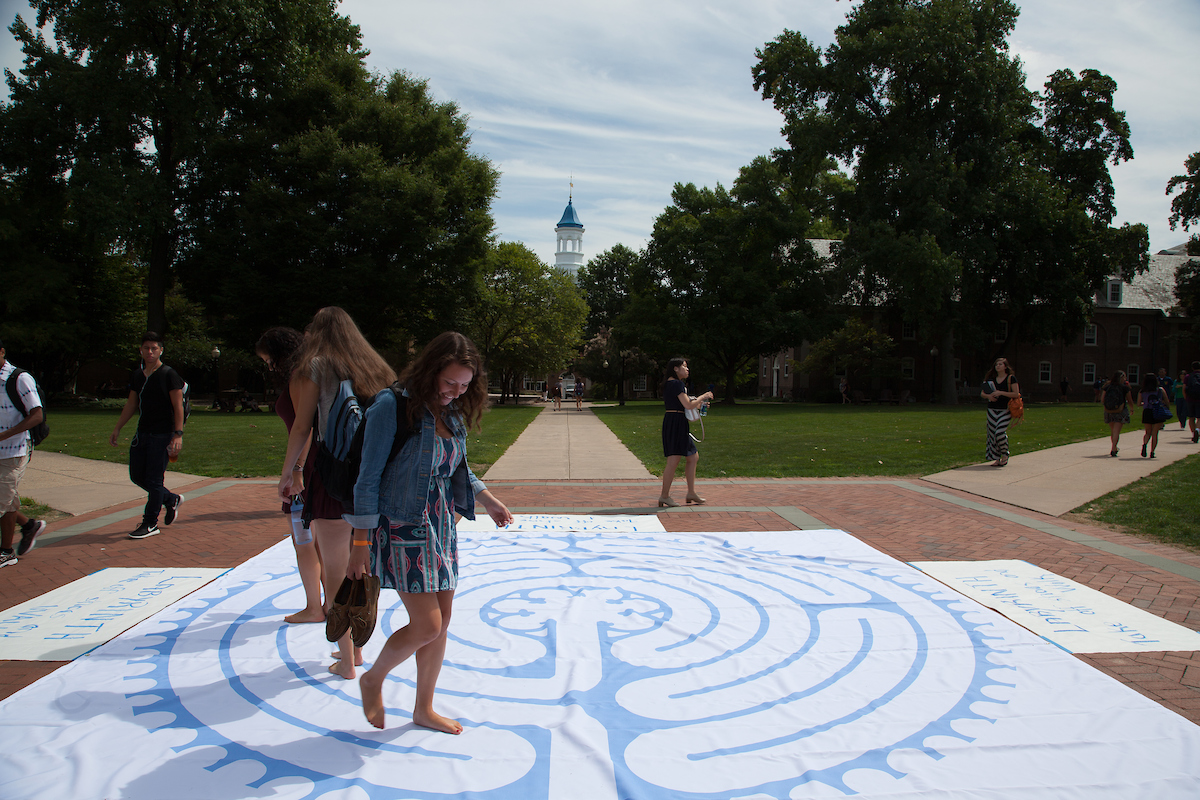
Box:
[554,186,584,280]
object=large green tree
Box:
[643,156,833,403]
[1168,150,1200,325]
[753,0,1147,403]
[180,63,498,349]
[463,242,586,403]
[2,0,362,335]
[576,244,658,404]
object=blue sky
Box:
[4,0,1197,267]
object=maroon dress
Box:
[276,382,343,520]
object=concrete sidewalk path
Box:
[21,450,206,516]
[925,425,1197,516]
[483,403,655,480]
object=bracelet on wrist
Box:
[352,540,370,547]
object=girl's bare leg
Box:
[684,452,699,495]
[359,591,452,730]
[285,538,325,623]
[313,519,360,678]
[661,455,682,500]
[1109,422,1122,453]
[411,592,461,733]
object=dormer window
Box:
[1107,281,1122,305]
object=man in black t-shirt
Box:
[110,331,186,539]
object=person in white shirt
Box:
[0,339,46,568]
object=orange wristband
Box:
[352,540,370,547]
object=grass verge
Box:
[1067,453,1200,552]
[592,401,1120,478]
[40,404,543,479]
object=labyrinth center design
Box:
[105,528,1009,799]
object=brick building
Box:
[760,241,1198,403]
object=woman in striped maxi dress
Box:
[981,358,1020,467]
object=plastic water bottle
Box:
[290,495,312,545]
[700,401,709,417]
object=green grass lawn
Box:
[40,404,542,478]
[35,400,1198,552]
[1069,454,1200,551]
[591,400,1119,478]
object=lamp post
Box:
[211,346,221,409]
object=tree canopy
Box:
[2,0,498,381]
[643,156,835,403]
[180,64,498,350]
[2,0,364,335]
[462,242,587,403]
[753,0,1147,402]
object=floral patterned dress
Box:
[371,432,464,594]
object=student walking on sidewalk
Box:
[981,358,1019,467]
[1101,370,1134,457]
[1138,373,1170,458]
[0,339,47,567]
[110,331,186,540]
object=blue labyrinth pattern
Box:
[120,531,1012,799]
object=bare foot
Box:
[330,647,364,666]
[414,709,463,735]
[329,659,356,680]
[360,672,386,729]
[285,608,325,624]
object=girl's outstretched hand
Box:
[478,490,514,528]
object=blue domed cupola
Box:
[558,199,583,229]
[555,192,585,280]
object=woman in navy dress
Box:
[659,358,714,507]
[347,332,513,731]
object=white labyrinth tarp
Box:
[1,523,1198,799]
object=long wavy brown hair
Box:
[399,331,488,431]
[295,307,395,397]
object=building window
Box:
[995,320,1008,343]
[902,322,916,341]
[1127,365,1140,384]
[783,359,789,378]
[1083,363,1096,385]
[901,357,914,380]
[1084,323,1097,346]
[1039,361,1052,383]
[633,375,647,393]
[1127,325,1141,347]
[1108,281,1122,305]
[953,359,961,381]
[762,359,767,378]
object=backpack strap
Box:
[5,368,30,416]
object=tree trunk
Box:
[147,224,171,335]
[940,328,958,405]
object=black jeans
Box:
[129,432,178,526]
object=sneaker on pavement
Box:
[129,522,161,540]
[17,519,46,556]
[0,549,16,568]
[164,494,184,526]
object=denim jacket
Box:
[342,388,486,531]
